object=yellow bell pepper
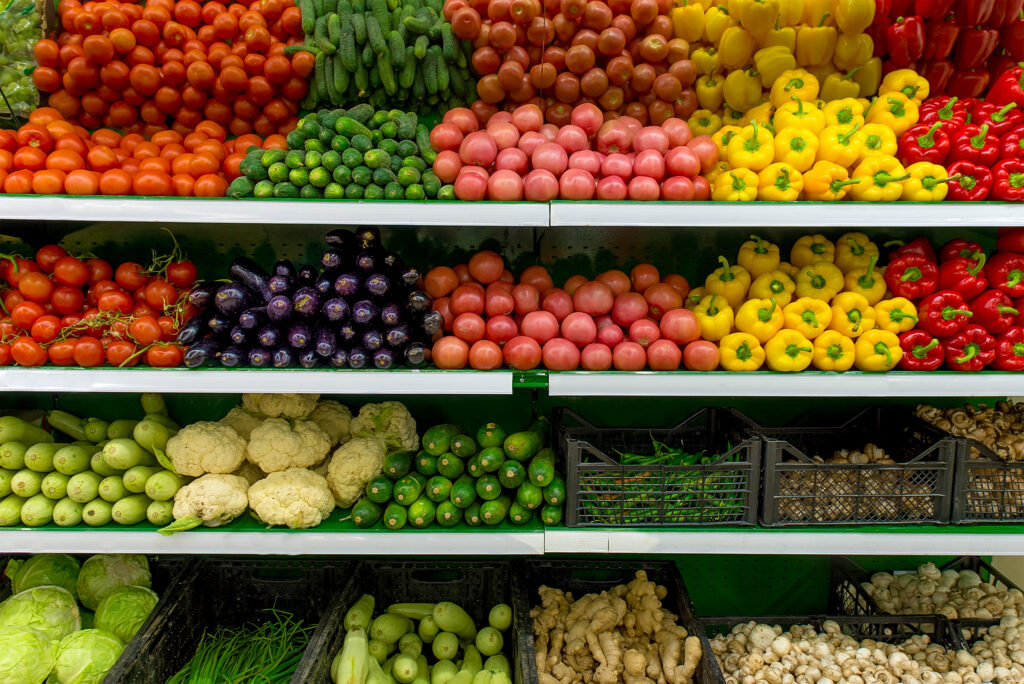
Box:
[769,68,819,106]
[749,269,796,307]
[719,332,766,370]
[801,0,833,25]
[696,69,725,110]
[742,101,776,125]
[777,0,803,25]
[865,93,919,136]
[693,294,735,341]
[820,67,864,101]
[811,330,855,371]
[856,123,898,163]
[754,46,796,88]
[724,67,765,111]
[802,160,861,200]
[765,329,814,371]
[790,234,835,267]
[816,122,865,167]
[685,286,707,310]
[737,234,781,277]
[773,127,818,172]
[795,18,837,67]
[773,97,826,135]
[832,34,873,71]
[671,0,705,43]
[726,121,774,171]
[879,68,929,104]
[713,169,760,201]
[851,56,882,97]
[842,255,886,304]
[721,105,747,127]
[833,232,877,273]
[704,4,736,43]
[874,297,918,334]
[758,162,804,200]
[763,22,797,51]
[735,297,784,343]
[705,256,752,309]
[806,61,839,87]
[739,0,779,39]
[901,161,956,202]
[692,46,721,75]
[719,26,756,70]
[713,125,742,157]
[796,261,844,301]
[689,109,724,136]
[783,296,832,338]
[835,0,874,34]
[777,261,799,280]
[849,154,909,201]
[823,97,865,127]
[829,291,876,337]
[704,160,732,183]
[854,329,902,371]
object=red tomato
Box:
[484,286,514,317]
[580,342,613,370]
[98,290,133,313]
[502,335,541,369]
[542,337,580,370]
[424,266,460,300]
[643,283,683,319]
[166,260,198,288]
[11,336,47,366]
[146,343,183,366]
[128,314,163,344]
[572,281,614,316]
[52,256,89,286]
[597,321,624,346]
[646,338,682,370]
[35,244,67,271]
[512,283,540,315]
[539,288,571,321]
[30,314,61,343]
[563,275,587,295]
[468,250,505,284]
[520,265,553,291]
[10,301,45,329]
[450,282,485,316]
[50,285,84,314]
[73,336,105,366]
[484,315,518,345]
[631,263,660,292]
[18,272,54,303]
[468,339,503,369]
[452,312,486,343]
[48,339,77,366]
[595,270,631,296]
[683,340,720,371]
[432,336,469,369]
[145,278,178,309]
[628,318,661,347]
[106,339,139,366]
[114,261,147,289]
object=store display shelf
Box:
[548,201,1024,228]
[0,197,550,226]
[0,367,514,394]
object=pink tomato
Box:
[563,276,587,295]
[693,175,711,200]
[432,336,469,368]
[522,168,560,201]
[485,314,519,344]
[512,282,540,314]
[486,120,521,150]
[580,342,613,370]
[573,280,614,315]
[559,168,596,199]
[683,340,720,370]
[661,117,692,147]
[596,119,634,154]
[542,337,581,370]
[660,175,695,200]
[540,123,559,141]
[517,130,547,156]
[646,338,682,370]
[503,335,542,369]
[495,147,529,174]
[595,269,631,296]
[510,103,543,133]
[561,311,598,347]
[686,134,718,172]
[612,340,646,370]
[611,291,648,326]
[452,312,486,343]
[429,123,464,152]
[454,167,489,200]
[555,124,589,153]
[600,152,631,178]
[596,175,628,199]
[618,115,643,133]
[629,317,661,347]
[487,168,524,200]
[458,166,489,178]
[433,150,463,183]
[568,150,602,175]
[532,142,569,176]
[521,310,560,343]
[570,102,603,136]
[450,282,486,315]
[460,130,498,167]
[597,322,624,346]
[491,111,513,124]
[469,339,503,369]
[664,146,700,177]
[541,287,574,321]
[633,149,665,180]
[627,175,660,200]
[633,126,669,153]
[659,308,700,345]
[443,107,480,133]
[484,285,515,316]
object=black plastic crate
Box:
[293,560,527,684]
[829,556,1021,638]
[517,560,719,684]
[757,407,956,526]
[556,407,762,527]
[953,436,1024,523]
[105,558,351,683]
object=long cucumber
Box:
[335,627,370,684]
[0,416,53,444]
[46,410,89,441]
[387,602,434,620]
[345,593,376,631]
[103,438,156,470]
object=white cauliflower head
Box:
[309,400,353,446]
[246,418,332,473]
[242,393,319,419]
[231,460,266,486]
[247,468,335,529]
[326,435,388,507]
[166,422,246,477]
[219,406,263,441]
[350,401,418,452]
[170,474,249,528]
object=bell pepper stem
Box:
[857,255,878,288]
[758,298,777,322]
[922,173,961,191]
[994,103,1019,123]
[744,122,761,152]
[874,342,893,367]
[736,341,752,361]
[1008,269,1023,288]
[830,177,861,194]
[847,236,865,255]
[806,270,826,289]
[848,309,862,332]
[968,251,987,276]
[785,77,804,92]
[887,97,906,117]
[901,84,920,99]
[750,234,768,254]
[790,96,805,116]
[874,171,912,186]
[786,344,812,357]
[917,122,941,149]
[838,122,862,145]
[826,344,844,360]
[818,11,829,26]
[937,97,958,122]
[999,306,1019,315]
[900,266,922,282]
[801,311,819,328]
[913,338,939,358]
[717,256,734,281]
[971,124,991,149]
[1014,342,1024,357]
[955,344,979,365]
[942,307,973,320]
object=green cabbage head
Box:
[54,629,124,684]
[0,625,56,684]
[93,585,158,643]
[75,554,151,610]
[5,554,81,597]
[0,586,80,641]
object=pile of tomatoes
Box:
[0,108,287,196]
[32,0,307,137]
[424,249,711,371]
[0,241,197,367]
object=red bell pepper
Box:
[919,290,975,337]
[1003,17,1024,61]
[919,60,955,94]
[948,123,1000,166]
[992,158,1024,200]
[938,253,989,299]
[873,0,893,25]
[886,15,926,66]
[947,69,992,98]
[897,330,945,370]
[945,324,997,370]
[973,102,1024,137]
[891,0,915,15]
[884,253,939,300]
[939,238,986,262]
[993,326,1024,370]
[990,53,1020,80]
[954,27,1000,71]
[897,122,951,164]
[998,227,1024,253]
[1001,126,1024,159]
[890,237,937,261]
[989,63,1024,106]
[919,96,969,134]
[946,160,995,201]
[986,252,1024,296]
[969,289,1020,334]
[955,0,996,25]
[922,22,960,61]
[987,0,1024,26]
[914,0,954,18]
[867,24,890,57]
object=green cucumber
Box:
[477,423,506,448]
[426,475,452,503]
[383,451,413,479]
[383,502,407,530]
[353,498,384,528]
[423,424,462,455]
[464,502,482,526]
[415,451,438,476]
[407,495,436,528]
[435,500,462,527]
[477,447,503,473]
[301,0,316,33]
[475,474,501,501]
[540,504,562,526]
[450,475,476,508]
[112,494,150,525]
[509,502,532,525]
[389,31,406,68]
[366,14,387,54]
[481,496,510,525]
[543,476,566,506]
[366,475,394,503]
[503,430,541,462]
[465,455,482,478]
[497,460,525,489]
[449,434,476,458]
[528,449,555,487]
[436,453,464,480]
[393,474,424,504]
[516,482,543,510]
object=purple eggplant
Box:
[362,328,383,351]
[404,342,429,367]
[383,252,403,272]
[325,229,356,251]
[218,345,248,368]
[298,348,321,368]
[229,257,272,303]
[258,325,281,348]
[296,265,318,286]
[406,289,431,314]
[322,297,350,323]
[214,282,255,316]
[356,250,379,273]
[348,347,369,368]
[268,274,295,296]
[316,269,339,296]
[380,302,402,327]
[229,325,250,346]
[288,322,311,349]
[352,300,379,325]
[321,250,345,270]
[365,273,391,298]
[373,348,396,369]
[207,314,233,337]
[272,346,296,368]
[266,295,292,323]
[333,273,361,297]
[400,267,421,288]
[187,282,218,308]
[176,315,208,345]
[292,287,319,317]
[238,307,267,330]
[184,338,221,368]
[314,325,336,357]
[329,348,348,368]
[354,227,380,249]
[385,325,410,348]
[338,323,358,342]
[421,311,443,336]
[249,346,273,367]
[273,259,297,278]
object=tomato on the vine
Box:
[0,344,13,366]
[85,258,113,285]
[51,286,85,314]
[128,315,163,345]
[146,343,182,366]
[11,337,47,366]
[114,261,147,290]
[157,315,178,337]
[52,256,89,286]
[10,301,44,329]
[144,278,178,309]
[72,336,105,366]
[29,315,61,343]
[48,339,77,365]
[35,245,67,272]
[106,340,139,366]
[97,290,134,313]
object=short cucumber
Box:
[540,504,562,526]
[383,451,412,479]
[543,476,566,506]
[426,475,452,503]
[512,501,536,526]
[367,475,394,503]
[476,447,503,473]
[497,460,525,489]
[465,455,482,478]
[503,430,541,462]
[415,451,438,476]
[435,500,462,527]
[476,423,506,448]
[464,502,482,526]
[393,474,424,504]
[353,498,384,527]
[475,474,501,501]
[436,453,464,480]
[528,448,555,488]
[422,424,462,456]
[449,475,476,509]
[516,482,543,510]
[383,502,407,529]
[407,495,436,529]
[480,496,510,526]
[449,434,476,458]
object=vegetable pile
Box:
[0,553,158,684]
[0,0,41,114]
[353,416,564,529]
[179,228,436,369]
[331,594,513,684]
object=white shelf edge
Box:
[549,202,1024,227]
[0,197,550,226]
[0,368,514,394]
[548,372,1024,397]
